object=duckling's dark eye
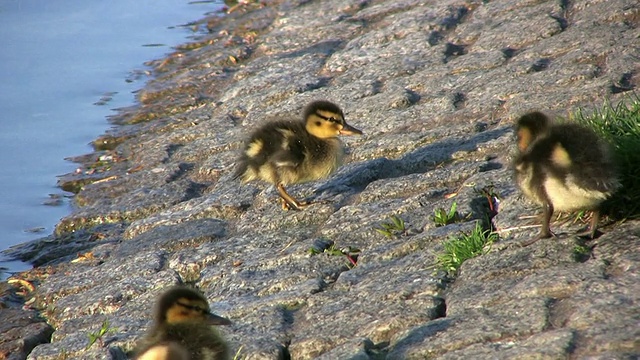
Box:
[316,113,341,124]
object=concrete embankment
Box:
[1,0,638,359]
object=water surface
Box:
[0,0,222,279]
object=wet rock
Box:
[0,308,53,360]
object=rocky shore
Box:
[1,0,639,359]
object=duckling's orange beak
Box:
[340,123,363,135]
[207,312,232,326]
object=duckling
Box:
[134,286,232,360]
[513,111,620,246]
[234,100,363,210]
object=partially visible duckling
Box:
[134,286,231,360]
[234,100,362,210]
[514,111,620,246]
[137,342,189,360]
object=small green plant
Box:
[432,202,463,227]
[308,243,341,256]
[375,215,406,238]
[233,345,245,360]
[435,222,498,276]
[572,242,592,263]
[572,96,640,220]
[308,244,360,267]
[85,319,116,350]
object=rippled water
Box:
[0,0,222,279]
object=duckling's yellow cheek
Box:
[317,124,340,138]
[517,129,532,152]
[246,140,263,158]
[166,308,189,323]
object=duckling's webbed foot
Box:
[277,183,308,211]
[280,198,308,211]
[521,202,555,247]
[576,225,600,240]
[279,198,333,210]
[576,209,602,240]
[520,230,555,247]
[577,229,601,240]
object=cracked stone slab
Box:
[2,0,639,359]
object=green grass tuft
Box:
[571,96,640,220]
[375,215,406,238]
[435,222,497,276]
[432,202,464,227]
[572,243,592,263]
[308,243,360,268]
[85,319,115,350]
[233,345,245,360]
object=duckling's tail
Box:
[231,162,248,182]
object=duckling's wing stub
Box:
[271,139,306,169]
[550,125,619,193]
[236,120,308,180]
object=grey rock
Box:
[2,0,639,359]
[0,307,53,360]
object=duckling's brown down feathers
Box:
[514,111,620,243]
[134,286,231,360]
[234,100,362,209]
[234,118,343,185]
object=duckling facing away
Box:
[513,111,620,246]
[134,286,231,360]
[234,100,362,210]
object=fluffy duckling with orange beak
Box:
[134,286,231,360]
[234,100,362,210]
[513,111,620,246]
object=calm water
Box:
[0,0,222,279]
